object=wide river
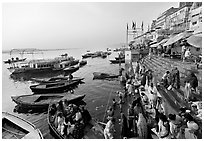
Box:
[2,48,126,138]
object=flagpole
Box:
[126,23,128,47]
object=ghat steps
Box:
[141,55,202,113]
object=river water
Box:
[2,48,126,138]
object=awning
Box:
[150,38,168,48]
[129,40,135,45]
[193,26,202,35]
[132,38,142,46]
[163,31,193,46]
[163,34,178,46]
[159,38,169,45]
[149,41,158,47]
[187,33,202,48]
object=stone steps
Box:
[142,55,202,103]
[149,56,202,85]
[153,56,187,78]
[150,57,172,72]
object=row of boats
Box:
[109,53,125,64]
[3,93,92,139]
[82,51,111,59]
[3,73,105,139]
[11,76,84,108]
[4,49,126,82]
[2,49,125,139]
[4,52,88,81]
[7,55,87,75]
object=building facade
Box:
[155,7,178,29]
[189,2,202,31]
[165,2,193,33]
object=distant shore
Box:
[2,48,80,54]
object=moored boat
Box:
[30,80,81,94]
[101,53,107,58]
[82,53,94,59]
[93,72,119,79]
[47,96,104,139]
[115,56,125,60]
[63,66,80,75]
[31,76,84,84]
[79,60,87,67]
[2,112,43,139]
[4,58,27,64]
[7,49,79,77]
[109,59,125,64]
[11,94,85,110]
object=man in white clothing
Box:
[104,118,116,139]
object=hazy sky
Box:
[2,2,178,51]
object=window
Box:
[192,13,200,18]
[196,48,200,51]
[192,21,197,25]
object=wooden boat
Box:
[30,80,81,94]
[47,97,104,139]
[31,76,84,84]
[7,49,79,76]
[11,94,85,110]
[91,54,99,58]
[93,72,119,79]
[101,53,107,58]
[79,60,87,67]
[106,48,111,51]
[64,66,80,75]
[82,53,94,59]
[115,56,125,60]
[109,59,125,64]
[2,112,43,139]
[4,58,26,64]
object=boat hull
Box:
[4,58,27,64]
[63,66,79,76]
[79,61,87,67]
[2,112,43,139]
[11,94,85,110]
[31,77,84,84]
[93,72,119,79]
[30,80,80,94]
[109,59,125,64]
[10,69,66,81]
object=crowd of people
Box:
[48,54,201,139]
[49,100,92,139]
[103,60,202,139]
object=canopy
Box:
[132,38,142,46]
[163,31,193,46]
[129,40,135,45]
[187,33,202,48]
[193,26,202,35]
[150,38,168,48]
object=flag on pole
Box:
[132,21,136,30]
[132,21,135,30]
[132,21,134,29]
[141,21,144,31]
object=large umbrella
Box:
[187,33,202,48]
